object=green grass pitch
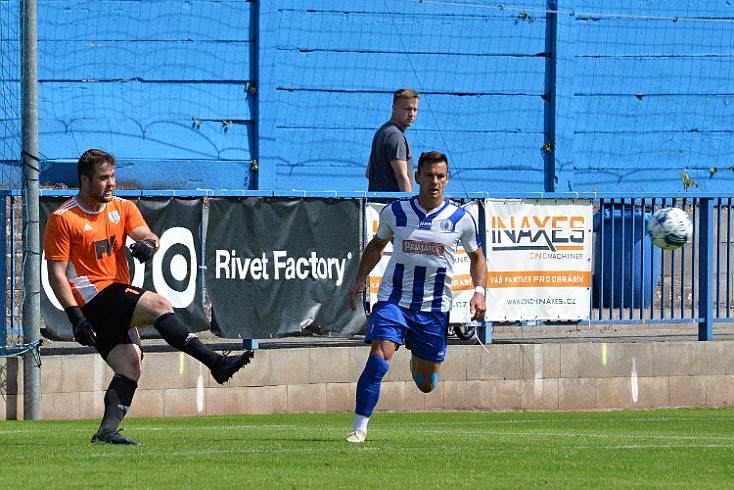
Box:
[2,409,734,488]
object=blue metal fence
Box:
[590,195,717,340]
[1,190,23,355]
[3,190,733,350]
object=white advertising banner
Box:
[485,198,593,321]
[366,200,479,323]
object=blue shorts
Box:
[365,301,449,363]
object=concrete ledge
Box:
[3,339,734,420]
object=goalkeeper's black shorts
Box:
[82,282,145,360]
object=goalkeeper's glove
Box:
[65,306,97,347]
[130,239,157,263]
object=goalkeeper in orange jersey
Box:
[44,149,253,445]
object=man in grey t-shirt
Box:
[366,88,420,192]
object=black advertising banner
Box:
[206,197,367,338]
[40,196,208,340]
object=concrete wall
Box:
[3,339,734,420]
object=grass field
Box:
[2,409,734,489]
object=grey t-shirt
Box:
[367,122,413,192]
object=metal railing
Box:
[1,190,24,355]
[589,195,719,339]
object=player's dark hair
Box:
[77,148,116,186]
[417,151,448,173]
[393,88,420,104]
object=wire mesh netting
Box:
[0,0,22,190]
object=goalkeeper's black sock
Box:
[154,312,219,368]
[98,374,137,435]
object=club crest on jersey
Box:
[108,210,121,224]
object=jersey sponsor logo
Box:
[94,235,118,259]
[402,240,444,256]
[124,287,141,295]
[83,223,93,231]
[419,220,433,229]
[108,210,121,224]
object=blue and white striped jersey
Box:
[376,196,482,313]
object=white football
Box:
[647,207,693,250]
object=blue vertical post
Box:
[543,1,558,192]
[248,1,260,190]
[256,1,279,190]
[10,194,16,334]
[476,321,493,344]
[698,198,714,340]
[476,198,491,344]
[1,194,6,350]
[200,197,206,310]
[362,196,368,313]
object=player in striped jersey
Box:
[44,149,253,445]
[346,151,488,443]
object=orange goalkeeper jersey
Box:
[44,196,148,306]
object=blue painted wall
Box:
[1,1,732,193]
[557,1,734,193]
[260,1,551,194]
[2,0,257,189]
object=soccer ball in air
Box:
[647,207,693,250]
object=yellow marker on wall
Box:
[180,352,185,375]
[602,342,607,366]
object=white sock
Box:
[353,414,370,433]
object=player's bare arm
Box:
[348,235,390,311]
[389,159,413,192]
[47,259,78,309]
[47,259,97,346]
[130,225,159,248]
[468,248,488,321]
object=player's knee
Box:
[114,357,142,381]
[127,351,144,380]
[128,361,143,381]
[148,292,173,315]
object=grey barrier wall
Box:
[3,190,734,345]
[10,339,734,421]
